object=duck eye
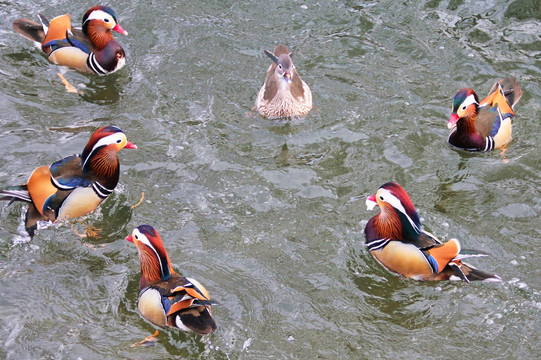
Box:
[134,235,138,239]
[379,195,384,201]
[104,18,110,23]
[278,64,282,70]
[461,105,466,111]
[116,139,122,143]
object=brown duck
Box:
[255,45,312,119]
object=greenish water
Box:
[0,0,540,359]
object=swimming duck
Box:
[13,6,128,75]
[364,182,499,282]
[447,78,522,151]
[255,45,312,119]
[126,225,217,335]
[0,126,136,237]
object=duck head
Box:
[264,49,295,84]
[82,6,128,37]
[448,88,479,129]
[366,182,422,241]
[81,126,136,171]
[126,225,174,287]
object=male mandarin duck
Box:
[364,182,499,282]
[447,78,522,151]
[255,45,312,119]
[0,126,136,237]
[126,225,217,335]
[12,6,128,75]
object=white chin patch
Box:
[366,198,377,211]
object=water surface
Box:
[0,0,540,359]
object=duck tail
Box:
[448,260,501,283]
[175,306,217,335]
[0,185,49,238]
[13,18,45,46]
[490,78,522,110]
[0,185,31,204]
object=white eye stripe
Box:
[378,188,421,233]
[460,94,478,109]
[133,229,165,276]
[378,188,403,212]
[133,229,149,246]
[85,10,115,24]
[92,133,126,151]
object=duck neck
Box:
[454,110,486,149]
[83,147,120,190]
[374,212,401,240]
[456,112,477,135]
[376,209,419,242]
[138,248,173,289]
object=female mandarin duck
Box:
[255,45,312,119]
[126,225,217,335]
[12,6,128,75]
[364,182,499,282]
[0,126,136,237]
[447,78,522,151]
